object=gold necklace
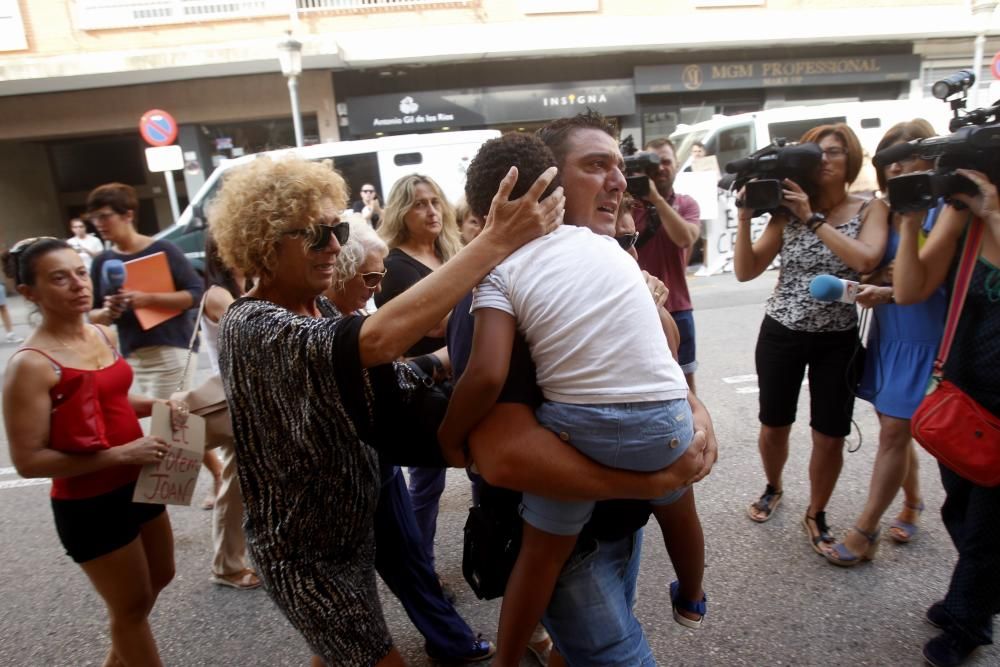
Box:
[50,329,105,369]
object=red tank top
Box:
[18,331,144,500]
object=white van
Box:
[155,130,500,270]
[670,99,953,191]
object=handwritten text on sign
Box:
[133,402,206,506]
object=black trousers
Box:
[374,466,476,656]
[940,463,1000,645]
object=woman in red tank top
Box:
[2,238,188,667]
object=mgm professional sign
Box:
[635,54,921,94]
[346,79,635,135]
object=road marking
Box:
[722,374,757,384]
[0,478,47,490]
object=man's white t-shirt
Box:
[67,234,104,271]
[472,224,688,405]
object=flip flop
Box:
[211,568,262,590]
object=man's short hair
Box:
[537,109,618,168]
[644,137,677,154]
[464,133,559,219]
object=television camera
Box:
[874,70,1000,212]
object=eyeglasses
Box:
[821,147,848,158]
[616,233,639,251]
[360,269,387,288]
[282,222,350,251]
[361,189,375,194]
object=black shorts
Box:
[755,315,860,438]
[51,481,166,564]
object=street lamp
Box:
[278,31,304,148]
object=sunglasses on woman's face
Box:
[616,233,639,251]
[361,269,387,288]
[283,222,350,251]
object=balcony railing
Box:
[77,0,472,30]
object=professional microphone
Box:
[101,259,127,294]
[872,140,920,170]
[809,274,859,304]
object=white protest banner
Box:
[133,402,205,506]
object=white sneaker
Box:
[4,331,23,343]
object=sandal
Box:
[889,500,925,544]
[747,484,783,523]
[210,568,262,590]
[670,580,707,629]
[824,526,880,567]
[802,511,835,555]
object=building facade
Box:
[1,0,997,245]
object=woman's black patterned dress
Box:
[218,296,391,665]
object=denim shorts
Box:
[0,282,6,306]
[525,398,693,535]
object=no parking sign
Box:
[993,51,1000,81]
[139,109,178,147]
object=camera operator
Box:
[632,138,702,392]
[733,123,889,554]
[892,167,1000,667]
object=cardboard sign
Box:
[133,402,206,506]
[123,251,182,330]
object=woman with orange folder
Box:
[86,182,204,399]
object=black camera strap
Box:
[635,204,661,250]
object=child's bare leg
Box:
[652,487,704,620]
[495,523,577,667]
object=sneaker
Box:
[4,331,23,343]
[926,601,951,629]
[923,632,980,667]
[426,635,495,664]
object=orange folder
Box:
[123,252,182,331]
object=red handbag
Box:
[911,217,1000,487]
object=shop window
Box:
[643,110,680,142]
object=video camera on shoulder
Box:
[718,140,823,215]
[620,135,661,199]
[874,70,1000,212]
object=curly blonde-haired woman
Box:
[209,156,562,667]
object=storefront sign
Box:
[347,79,635,134]
[635,55,920,94]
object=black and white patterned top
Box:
[765,208,866,332]
[218,296,392,665]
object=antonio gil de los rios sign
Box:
[347,79,635,134]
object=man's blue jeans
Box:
[543,529,655,666]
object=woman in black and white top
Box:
[734,123,889,555]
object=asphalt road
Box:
[0,271,996,666]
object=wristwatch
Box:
[806,212,827,232]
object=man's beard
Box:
[654,176,673,198]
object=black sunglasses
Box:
[361,269,387,288]
[282,222,350,250]
[616,233,639,251]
